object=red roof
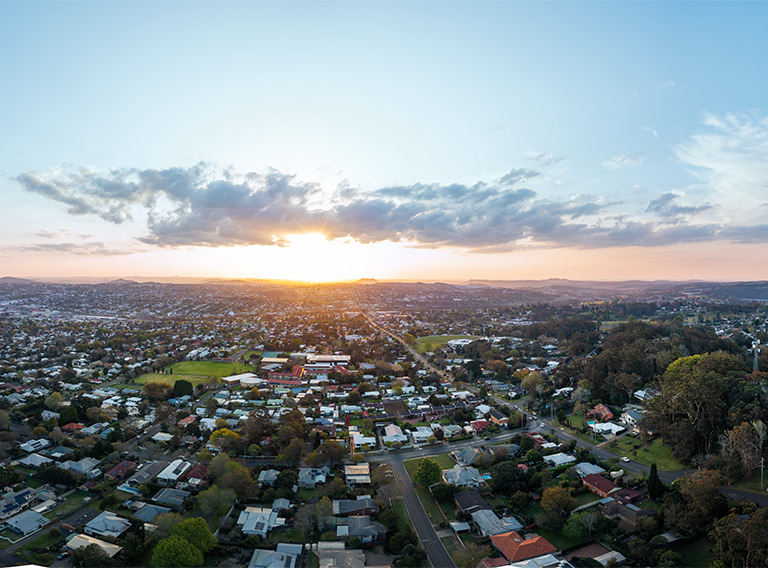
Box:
[105,461,136,479]
[182,463,208,481]
[177,416,197,427]
[583,473,620,496]
[62,422,84,432]
[471,420,489,430]
[268,378,303,386]
[491,531,557,562]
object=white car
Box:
[620,456,630,462]
[540,423,545,428]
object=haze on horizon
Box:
[3,1,768,284]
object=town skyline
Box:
[4,1,768,282]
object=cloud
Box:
[7,242,137,256]
[603,152,645,170]
[14,160,768,252]
[646,192,711,220]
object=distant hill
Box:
[356,278,378,284]
[0,277,37,285]
[106,278,138,285]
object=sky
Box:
[3,1,768,283]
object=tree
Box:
[72,543,115,567]
[171,517,218,553]
[219,466,258,500]
[197,486,236,516]
[151,535,204,567]
[414,458,441,486]
[521,371,543,396]
[490,461,527,494]
[207,452,231,479]
[0,410,9,430]
[541,486,577,520]
[453,542,491,568]
[45,391,63,410]
[710,503,768,568]
[314,496,333,531]
[648,463,663,500]
[664,469,727,536]
[563,511,601,540]
[142,382,172,402]
[152,513,187,540]
[431,483,457,503]
[278,438,305,468]
[123,531,147,564]
[172,379,194,398]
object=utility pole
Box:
[762,456,764,491]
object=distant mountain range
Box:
[4,276,768,302]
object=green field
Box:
[415,335,478,354]
[136,361,256,387]
[605,436,686,471]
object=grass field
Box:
[135,361,256,387]
[403,455,457,525]
[605,436,686,471]
[415,335,478,354]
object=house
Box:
[332,498,379,516]
[621,410,644,432]
[5,510,47,536]
[523,432,549,450]
[471,509,523,537]
[382,424,408,444]
[600,499,654,530]
[65,533,122,558]
[543,453,576,467]
[258,469,280,487]
[131,502,171,523]
[181,464,208,488]
[336,515,386,543]
[177,415,197,428]
[573,462,606,478]
[442,465,483,488]
[0,488,35,520]
[238,506,281,537]
[298,467,329,489]
[248,543,303,568]
[491,531,558,563]
[152,488,191,509]
[411,426,434,444]
[489,409,510,427]
[19,439,50,453]
[589,422,625,437]
[45,446,75,460]
[583,474,621,498]
[470,419,489,432]
[454,490,492,514]
[452,447,483,466]
[19,453,53,468]
[158,459,191,486]
[587,404,614,422]
[127,460,169,487]
[84,511,131,539]
[105,461,136,480]
[60,457,101,477]
[344,464,371,486]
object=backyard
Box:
[605,436,685,471]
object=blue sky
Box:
[3,1,768,281]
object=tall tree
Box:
[151,535,204,567]
[648,463,663,500]
[414,458,441,486]
[171,517,217,553]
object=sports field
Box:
[135,361,256,386]
[415,335,477,353]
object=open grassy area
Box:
[574,492,601,506]
[134,373,213,387]
[167,361,255,377]
[731,470,768,493]
[16,531,64,567]
[415,335,478,354]
[43,490,96,521]
[308,552,320,568]
[403,453,455,479]
[393,498,410,531]
[671,539,713,567]
[605,436,686,471]
[535,527,587,551]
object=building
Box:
[543,453,576,467]
[583,474,621,498]
[298,467,329,489]
[127,460,169,487]
[152,488,191,509]
[5,510,47,536]
[336,515,386,543]
[105,461,137,480]
[258,469,280,487]
[248,543,303,568]
[489,409,510,426]
[0,488,35,520]
[238,506,281,537]
[452,447,483,466]
[332,498,379,516]
[471,509,523,537]
[65,533,122,558]
[454,490,492,515]
[442,464,483,488]
[382,424,408,444]
[158,459,191,486]
[491,531,558,563]
[84,511,131,539]
[344,464,371,486]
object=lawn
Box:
[16,531,64,567]
[671,539,713,567]
[393,498,410,531]
[44,490,93,521]
[415,335,478,354]
[605,436,686,471]
[166,361,255,377]
[134,373,212,387]
[308,552,320,568]
[403,453,454,479]
[732,471,768,493]
[574,492,601,506]
[535,527,587,551]
[267,527,304,545]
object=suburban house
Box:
[543,453,576,467]
[489,409,510,427]
[105,461,137,481]
[19,453,52,468]
[470,509,523,537]
[248,543,303,568]
[621,410,644,432]
[344,464,371,486]
[411,426,434,444]
[0,488,35,520]
[336,515,386,543]
[127,460,169,487]
[65,534,122,558]
[84,511,131,539]
[298,467,329,489]
[258,469,280,488]
[237,506,281,537]
[601,499,655,530]
[452,447,483,466]
[573,462,606,478]
[454,490,492,514]
[5,510,47,536]
[490,531,558,563]
[583,474,621,498]
[332,498,379,516]
[157,459,191,486]
[381,424,408,444]
[442,465,484,488]
[587,404,614,422]
[152,488,191,509]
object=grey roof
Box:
[152,488,190,508]
[332,498,378,516]
[132,503,171,522]
[127,460,170,486]
[5,510,47,535]
[454,490,492,513]
[346,515,386,538]
[84,511,131,538]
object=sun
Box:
[262,232,372,282]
